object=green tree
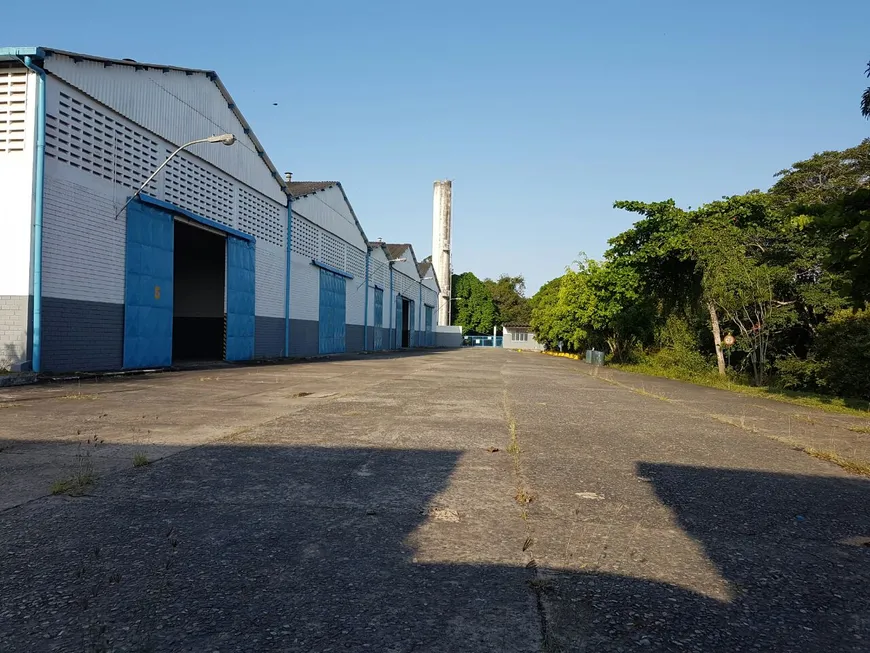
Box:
[529,277,562,349]
[451,272,498,335]
[689,194,794,385]
[863,60,870,119]
[769,139,870,207]
[609,200,726,373]
[814,308,870,398]
[484,275,531,328]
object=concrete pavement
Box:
[0,349,868,651]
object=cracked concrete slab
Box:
[1,349,868,651]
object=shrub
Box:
[814,308,870,399]
[773,356,824,392]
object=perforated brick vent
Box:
[347,247,365,279]
[45,92,160,193]
[370,259,387,288]
[0,69,27,153]
[163,150,234,227]
[397,273,416,296]
[320,232,345,270]
[238,187,283,246]
[292,216,319,259]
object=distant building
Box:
[502,324,544,351]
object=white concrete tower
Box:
[432,180,452,325]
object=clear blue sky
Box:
[4,0,869,293]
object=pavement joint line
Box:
[501,360,553,651]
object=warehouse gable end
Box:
[40,48,286,204]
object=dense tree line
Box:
[528,138,870,398]
[450,273,530,335]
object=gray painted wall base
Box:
[346,324,364,353]
[255,316,285,358]
[289,319,319,357]
[43,297,123,372]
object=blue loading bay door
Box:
[319,268,347,354]
[408,299,415,347]
[225,236,256,361]
[373,287,384,350]
[123,200,174,369]
[124,197,257,369]
[425,305,433,346]
[394,294,403,349]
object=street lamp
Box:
[114,133,237,219]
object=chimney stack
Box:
[284,172,293,183]
[432,180,453,326]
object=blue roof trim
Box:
[0,47,45,61]
[311,259,353,279]
[137,194,255,242]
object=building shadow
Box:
[0,445,868,651]
[541,463,870,651]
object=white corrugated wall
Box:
[43,52,285,205]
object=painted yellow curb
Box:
[542,351,582,361]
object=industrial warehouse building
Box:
[0,46,458,373]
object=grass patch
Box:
[50,472,96,495]
[506,419,520,456]
[132,452,150,467]
[515,488,536,505]
[800,447,870,476]
[51,439,100,495]
[848,425,870,434]
[610,361,870,418]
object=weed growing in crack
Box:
[51,438,101,495]
[132,452,150,468]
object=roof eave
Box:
[0,46,45,62]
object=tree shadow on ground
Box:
[0,446,868,651]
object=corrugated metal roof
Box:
[384,244,411,261]
[290,181,369,246]
[287,181,339,199]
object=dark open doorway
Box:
[401,299,411,348]
[173,221,226,361]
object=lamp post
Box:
[114,133,236,219]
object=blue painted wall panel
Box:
[123,200,174,369]
[318,268,346,354]
[226,236,256,361]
